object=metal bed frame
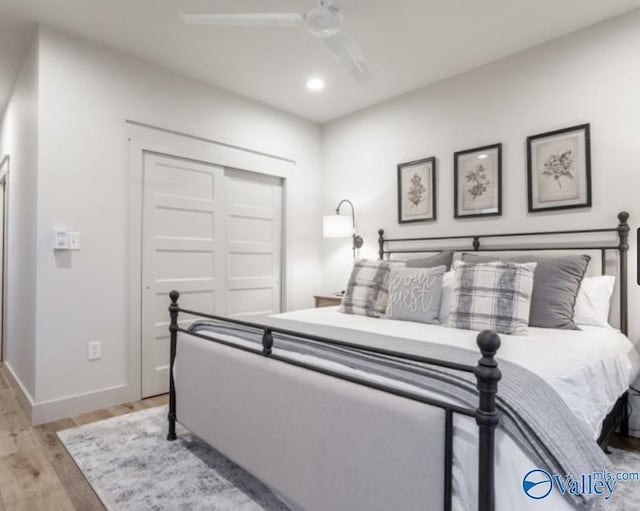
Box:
[377,210,630,446]
[166,210,630,511]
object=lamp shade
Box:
[323,214,352,238]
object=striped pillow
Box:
[340,260,405,317]
[447,261,537,335]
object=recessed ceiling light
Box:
[478,154,489,159]
[306,77,325,91]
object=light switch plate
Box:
[68,232,80,250]
[53,231,69,250]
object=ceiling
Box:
[1,0,639,123]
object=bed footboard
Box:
[166,290,501,511]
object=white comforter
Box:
[269,307,640,510]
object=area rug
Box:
[59,405,640,510]
[596,448,640,511]
[58,406,290,511]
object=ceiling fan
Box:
[181,0,370,84]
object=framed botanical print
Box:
[454,143,502,218]
[397,157,436,223]
[527,124,591,212]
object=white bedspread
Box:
[266,307,640,510]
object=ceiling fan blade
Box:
[325,31,370,84]
[181,13,304,27]
[324,0,361,11]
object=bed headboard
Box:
[377,211,630,335]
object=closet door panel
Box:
[141,153,225,397]
[226,170,282,317]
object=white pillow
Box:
[438,270,455,324]
[573,276,615,328]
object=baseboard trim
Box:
[2,361,139,425]
[31,383,135,425]
[2,361,35,423]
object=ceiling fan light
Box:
[305,7,344,38]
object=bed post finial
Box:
[378,229,385,260]
[617,211,629,337]
[475,330,501,511]
[618,210,630,227]
[262,329,274,356]
[167,290,180,441]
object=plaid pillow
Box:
[340,260,405,317]
[447,261,537,335]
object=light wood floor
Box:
[0,362,168,510]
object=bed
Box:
[165,211,639,511]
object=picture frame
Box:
[454,143,502,218]
[527,123,591,212]
[397,157,436,224]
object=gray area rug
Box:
[59,405,640,510]
[595,448,640,511]
[58,406,289,511]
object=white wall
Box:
[27,27,322,418]
[323,10,640,316]
[322,10,640,430]
[0,36,39,402]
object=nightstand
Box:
[313,294,343,308]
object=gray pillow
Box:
[405,251,454,271]
[385,266,446,324]
[462,253,590,329]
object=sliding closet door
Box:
[226,169,282,317]
[141,153,225,398]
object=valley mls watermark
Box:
[522,468,639,501]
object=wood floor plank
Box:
[0,448,75,511]
[0,389,30,431]
[33,422,105,511]
[107,401,146,417]
[0,389,39,457]
[0,370,9,391]
[610,433,640,451]
[141,394,169,409]
[71,409,113,427]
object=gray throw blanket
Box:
[190,317,610,510]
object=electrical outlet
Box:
[88,341,101,361]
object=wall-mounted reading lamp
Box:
[323,199,363,259]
